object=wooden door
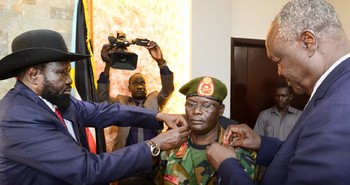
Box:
[230,38,309,128]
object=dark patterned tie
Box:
[137,101,144,143]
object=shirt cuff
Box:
[160,66,172,75]
[97,72,110,83]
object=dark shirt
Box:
[126,101,158,146]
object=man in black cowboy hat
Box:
[0,29,189,185]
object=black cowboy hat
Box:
[0,29,90,80]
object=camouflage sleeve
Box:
[152,150,172,185]
[236,147,259,182]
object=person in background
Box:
[0,29,190,185]
[254,83,302,141]
[97,40,174,185]
[153,76,258,185]
[206,0,350,184]
[253,83,303,181]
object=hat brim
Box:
[186,93,223,103]
[0,48,90,80]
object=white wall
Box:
[231,0,289,39]
[231,0,350,39]
[192,0,232,117]
[192,0,350,118]
[328,0,350,37]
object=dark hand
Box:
[156,113,188,129]
[146,41,164,64]
[206,142,237,170]
[224,124,261,150]
[151,126,190,150]
[101,43,113,64]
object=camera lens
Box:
[119,55,127,63]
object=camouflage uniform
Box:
[153,126,258,185]
[153,76,259,185]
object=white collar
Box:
[39,96,57,112]
[309,53,350,101]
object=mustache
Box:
[189,118,205,122]
[63,85,72,92]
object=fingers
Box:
[181,114,188,126]
[164,114,188,129]
[101,44,113,62]
[172,115,181,128]
[167,125,189,140]
[177,125,190,139]
[223,124,261,150]
[223,124,248,146]
[101,43,112,51]
[177,124,189,132]
[146,40,157,49]
[156,113,176,128]
[206,142,234,170]
[207,141,220,150]
[230,137,244,147]
[156,126,188,151]
[166,122,177,129]
[176,114,188,127]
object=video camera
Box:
[107,31,149,70]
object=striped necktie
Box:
[136,101,144,143]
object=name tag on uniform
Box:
[164,174,180,185]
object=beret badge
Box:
[197,77,215,97]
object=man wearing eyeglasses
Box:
[153,76,258,185]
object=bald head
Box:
[129,73,145,85]
[128,73,147,100]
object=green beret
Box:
[179,76,227,103]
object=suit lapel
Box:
[61,104,84,146]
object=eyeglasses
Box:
[185,101,218,112]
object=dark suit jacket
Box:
[0,81,163,185]
[218,57,350,185]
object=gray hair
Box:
[276,0,344,41]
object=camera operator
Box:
[97,40,174,185]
